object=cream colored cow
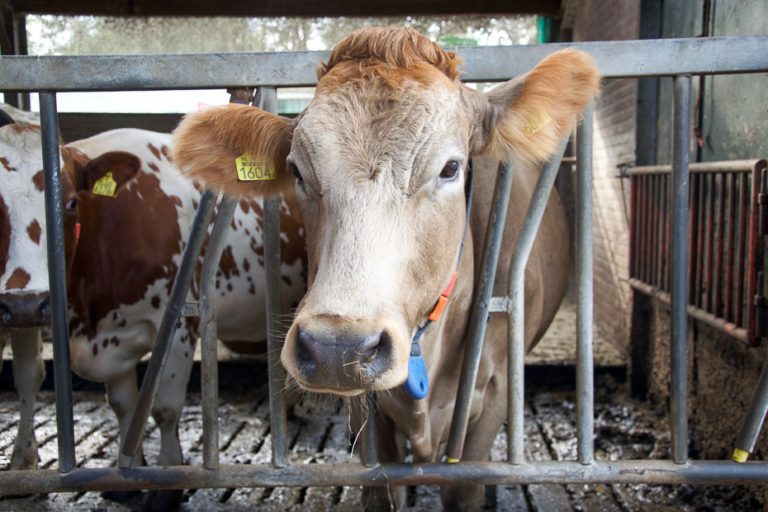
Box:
[174,27,599,509]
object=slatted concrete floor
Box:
[0,371,762,511]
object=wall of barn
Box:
[562,0,641,361]
[564,0,768,467]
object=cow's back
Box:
[67,129,305,380]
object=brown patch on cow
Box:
[192,198,199,210]
[239,199,250,214]
[161,145,172,161]
[92,344,98,356]
[282,275,292,286]
[218,246,239,279]
[27,220,41,245]
[31,170,45,191]
[110,336,119,346]
[1,158,16,172]
[316,27,462,92]
[249,283,255,294]
[242,258,250,272]
[147,143,162,160]
[68,169,183,339]
[230,219,237,231]
[6,268,30,290]
[148,162,160,173]
[0,195,10,278]
[8,124,41,134]
[226,283,233,291]
[151,295,161,309]
[116,319,126,327]
[102,339,109,348]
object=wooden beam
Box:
[11,0,561,17]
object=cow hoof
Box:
[101,489,143,504]
[144,489,183,512]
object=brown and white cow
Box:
[0,108,48,472]
[174,27,599,508]
[0,125,306,507]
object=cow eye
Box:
[288,162,303,183]
[440,160,461,180]
[65,197,78,211]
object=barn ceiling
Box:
[10,0,562,17]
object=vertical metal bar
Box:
[259,87,289,468]
[119,189,217,467]
[734,357,768,461]
[642,175,651,282]
[688,174,699,302]
[200,196,238,470]
[737,173,748,327]
[652,175,660,286]
[362,393,379,467]
[655,175,665,287]
[671,75,691,464]
[715,174,726,317]
[706,173,716,313]
[39,92,75,473]
[12,13,29,110]
[446,161,514,462]
[508,138,569,464]
[746,163,762,344]
[576,104,594,465]
[629,175,637,278]
[725,173,736,322]
[696,173,706,308]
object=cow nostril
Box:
[39,299,50,321]
[0,305,11,324]
[295,328,317,370]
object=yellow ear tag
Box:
[524,110,552,136]
[92,171,118,197]
[236,153,276,181]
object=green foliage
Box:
[27,15,536,56]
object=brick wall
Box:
[567,0,641,356]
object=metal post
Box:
[362,393,379,467]
[576,103,594,465]
[259,87,289,468]
[39,92,75,473]
[671,75,691,464]
[200,196,238,470]
[119,189,217,468]
[446,161,514,462]
[508,139,569,464]
[733,358,768,462]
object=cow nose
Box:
[295,327,392,390]
[0,292,51,328]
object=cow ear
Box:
[65,150,141,196]
[172,104,294,198]
[469,49,600,166]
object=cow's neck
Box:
[377,232,475,461]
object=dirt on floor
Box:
[0,370,763,511]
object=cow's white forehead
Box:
[294,82,465,195]
[0,126,49,294]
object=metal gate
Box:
[1,36,768,494]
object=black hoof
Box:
[144,489,183,512]
[101,489,143,503]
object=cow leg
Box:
[9,328,44,470]
[102,368,145,503]
[441,380,506,511]
[354,411,407,511]
[144,334,195,512]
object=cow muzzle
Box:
[283,319,409,395]
[0,292,51,328]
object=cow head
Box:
[0,121,139,328]
[173,27,599,396]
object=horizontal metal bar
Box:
[0,461,766,495]
[628,278,748,343]
[630,160,764,176]
[0,36,766,91]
